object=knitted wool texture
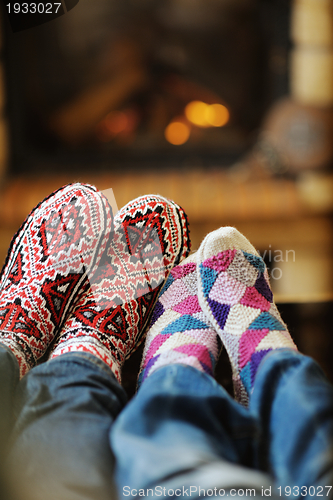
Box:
[138,253,220,386]
[0,184,112,377]
[197,227,297,406]
[50,195,191,382]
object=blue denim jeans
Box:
[0,345,332,500]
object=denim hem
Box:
[254,347,300,382]
[47,351,119,382]
[138,362,221,393]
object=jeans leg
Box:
[251,349,333,497]
[6,352,127,500]
[110,364,276,499]
[0,345,20,500]
[0,346,19,451]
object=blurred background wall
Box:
[0,0,332,387]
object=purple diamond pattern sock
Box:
[197,227,297,406]
[138,253,220,387]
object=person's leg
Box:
[197,227,333,497]
[0,342,126,500]
[251,348,333,497]
[0,345,20,500]
[0,346,19,452]
[111,230,333,500]
[0,188,190,500]
[111,364,276,500]
[113,350,333,500]
[0,182,116,500]
[111,253,278,499]
[6,352,126,500]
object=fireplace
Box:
[2,0,290,176]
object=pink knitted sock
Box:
[197,227,297,406]
[138,253,220,386]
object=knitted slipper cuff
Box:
[50,328,121,383]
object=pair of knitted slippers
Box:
[0,183,190,381]
[139,227,297,406]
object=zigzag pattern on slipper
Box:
[50,195,191,382]
[197,227,297,406]
[0,184,113,377]
[138,252,220,387]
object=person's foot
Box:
[197,226,297,405]
[0,184,113,377]
[138,252,220,387]
[50,195,191,383]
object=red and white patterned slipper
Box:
[50,194,191,383]
[0,183,113,377]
